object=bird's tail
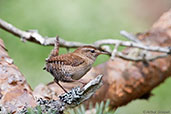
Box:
[49,36,59,57]
[45,36,59,63]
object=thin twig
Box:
[111,42,120,60]
[94,39,169,53]
[120,30,141,43]
[118,52,168,61]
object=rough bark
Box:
[0,39,36,113]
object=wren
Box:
[43,37,108,92]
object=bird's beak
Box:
[98,50,110,55]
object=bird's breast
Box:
[71,62,92,80]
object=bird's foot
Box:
[77,80,88,87]
[54,79,68,93]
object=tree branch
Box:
[0,18,170,62]
[0,19,85,47]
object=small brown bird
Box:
[43,37,108,92]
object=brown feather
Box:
[46,53,85,67]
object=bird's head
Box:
[74,46,109,61]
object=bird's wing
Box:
[46,53,85,67]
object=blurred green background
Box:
[0,0,170,113]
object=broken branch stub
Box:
[59,75,103,108]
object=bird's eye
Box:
[90,50,95,53]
